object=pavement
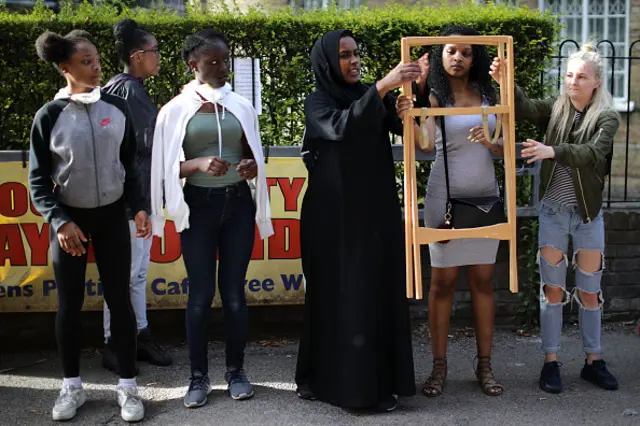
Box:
[1,323,639,426]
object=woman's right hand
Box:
[378,62,422,95]
[57,222,88,256]
[489,57,503,85]
[198,156,231,176]
[396,95,414,119]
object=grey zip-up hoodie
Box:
[103,74,157,218]
[28,87,145,233]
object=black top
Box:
[103,73,158,216]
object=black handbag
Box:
[439,110,506,231]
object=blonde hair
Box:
[548,43,618,144]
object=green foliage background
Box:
[0,1,559,150]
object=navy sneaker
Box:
[539,361,563,394]
[183,372,211,408]
[581,359,619,390]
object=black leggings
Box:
[51,198,137,378]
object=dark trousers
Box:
[52,198,137,378]
[180,182,256,376]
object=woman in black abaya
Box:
[295,29,422,412]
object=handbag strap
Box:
[432,90,452,201]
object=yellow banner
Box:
[0,158,307,312]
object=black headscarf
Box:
[310,29,369,108]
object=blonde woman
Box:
[491,44,620,393]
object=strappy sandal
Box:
[421,357,447,397]
[475,356,504,396]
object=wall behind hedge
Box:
[0,1,559,151]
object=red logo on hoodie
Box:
[100,118,111,127]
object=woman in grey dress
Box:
[397,25,504,397]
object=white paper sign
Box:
[233,57,262,115]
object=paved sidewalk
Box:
[1,324,639,426]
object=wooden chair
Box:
[400,35,518,299]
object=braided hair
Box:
[182,29,228,66]
[427,25,496,107]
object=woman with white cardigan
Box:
[150,29,273,409]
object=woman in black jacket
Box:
[102,18,172,374]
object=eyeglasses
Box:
[131,48,160,56]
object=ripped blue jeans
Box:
[538,199,605,355]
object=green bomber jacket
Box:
[514,87,621,223]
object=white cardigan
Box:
[150,81,274,239]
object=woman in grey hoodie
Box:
[102,19,172,371]
[30,29,149,423]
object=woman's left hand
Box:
[237,159,257,180]
[521,139,555,163]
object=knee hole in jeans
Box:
[538,247,570,306]
[539,246,565,266]
[573,249,604,275]
[542,284,570,305]
[572,288,604,311]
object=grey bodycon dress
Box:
[424,105,502,268]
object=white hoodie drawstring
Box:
[192,82,229,158]
[213,102,224,158]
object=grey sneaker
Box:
[225,368,255,400]
[116,386,145,422]
[183,373,211,408]
[52,385,86,421]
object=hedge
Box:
[0,1,560,152]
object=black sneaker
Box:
[102,339,140,376]
[296,384,317,401]
[373,395,398,413]
[137,328,172,366]
[581,359,619,390]
[539,361,563,394]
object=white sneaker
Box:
[116,386,145,422]
[52,385,86,421]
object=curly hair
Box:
[427,25,496,107]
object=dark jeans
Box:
[181,182,256,376]
[52,198,137,378]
